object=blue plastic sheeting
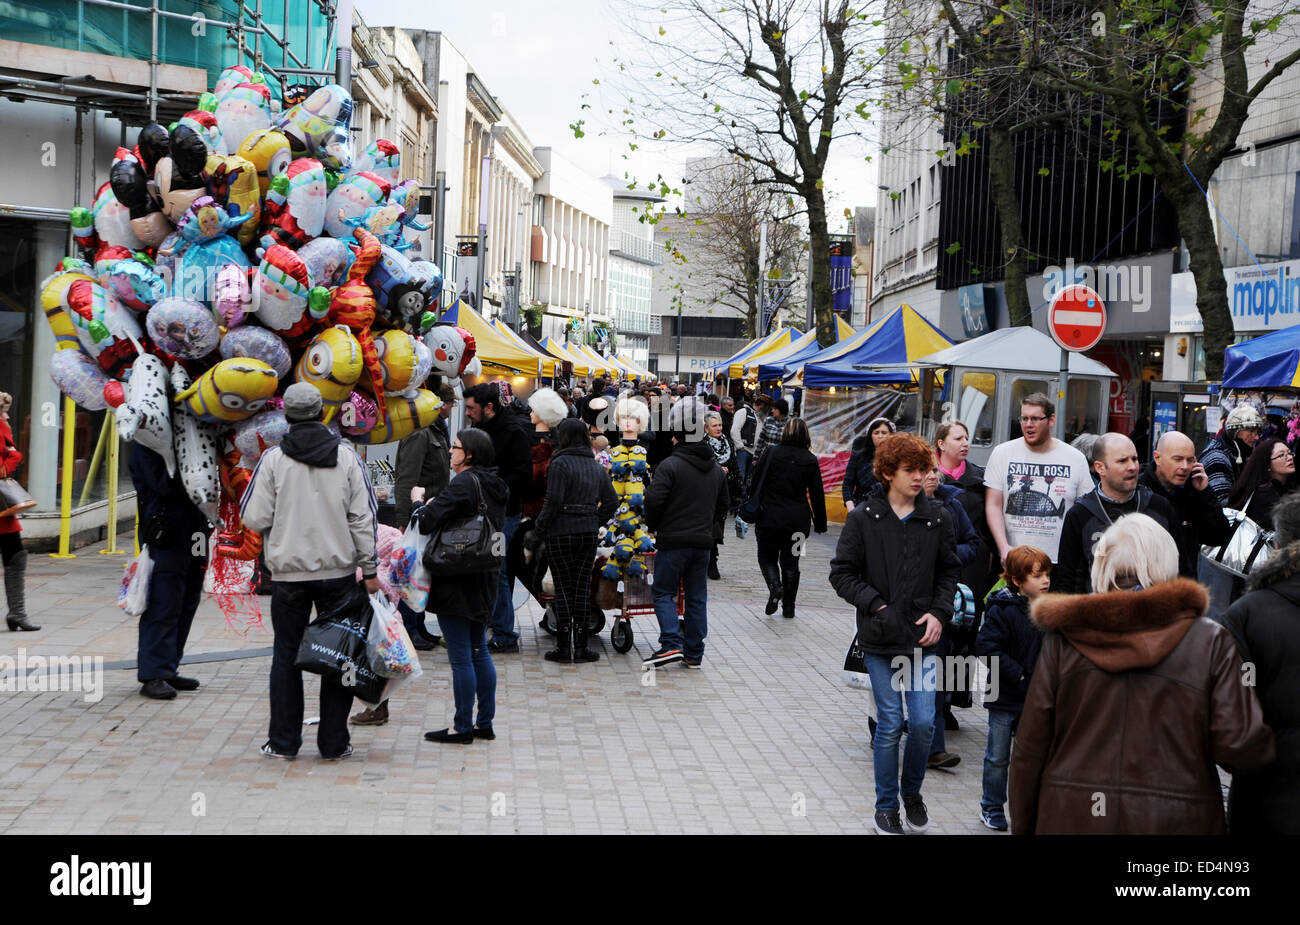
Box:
[801,309,951,388]
[1223,326,1300,389]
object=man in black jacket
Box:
[1141,430,1233,578]
[129,444,210,700]
[1053,433,1177,594]
[465,382,532,653]
[830,432,960,835]
[1223,492,1300,834]
[643,399,729,669]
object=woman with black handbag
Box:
[414,427,507,744]
[534,418,618,663]
[0,392,37,631]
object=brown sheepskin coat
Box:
[1009,579,1275,835]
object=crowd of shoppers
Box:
[20,365,1289,838]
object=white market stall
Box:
[915,326,1117,467]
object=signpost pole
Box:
[1057,347,1069,441]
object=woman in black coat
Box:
[415,427,508,744]
[934,420,997,714]
[1223,492,1300,834]
[753,417,827,618]
[535,418,618,664]
[704,410,741,579]
[842,416,895,510]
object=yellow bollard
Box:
[79,413,112,507]
[50,395,77,559]
[134,508,140,557]
[99,410,122,555]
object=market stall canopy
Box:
[713,327,802,379]
[573,343,617,378]
[602,351,636,379]
[752,316,855,380]
[441,299,559,378]
[618,353,653,381]
[538,336,591,378]
[802,306,952,388]
[915,326,1117,376]
[488,318,567,378]
[1223,326,1300,388]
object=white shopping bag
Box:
[387,522,432,612]
[118,546,154,617]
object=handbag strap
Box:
[467,470,486,514]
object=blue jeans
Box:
[651,546,708,659]
[863,651,937,812]
[439,613,497,734]
[735,449,753,490]
[489,514,521,644]
[981,709,1018,815]
[930,632,951,754]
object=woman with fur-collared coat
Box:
[1223,493,1300,835]
[1009,514,1274,835]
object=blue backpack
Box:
[951,583,976,629]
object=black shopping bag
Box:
[293,586,387,704]
[842,634,873,691]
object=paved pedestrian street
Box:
[0,526,1003,835]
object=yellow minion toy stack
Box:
[601,396,655,581]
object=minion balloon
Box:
[173,357,278,423]
[295,324,363,423]
[353,389,441,445]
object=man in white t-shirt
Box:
[984,393,1094,566]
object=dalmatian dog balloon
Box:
[169,365,223,524]
[110,353,176,476]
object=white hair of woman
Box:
[1089,512,1180,592]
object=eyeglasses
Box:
[451,444,464,452]
[1271,450,1294,461]
[1020,415,1050,424]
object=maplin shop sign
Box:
[1230,258,1300,331]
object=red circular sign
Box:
[1048,284,1107,352]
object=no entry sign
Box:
[1048,284,1106,351]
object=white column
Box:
[28,221,68,510]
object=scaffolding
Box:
[0,0,346,554]
[0,0,340,126]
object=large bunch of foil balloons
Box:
[42,65,480,564]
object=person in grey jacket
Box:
[241,383,380,761]
[535,418,618,663]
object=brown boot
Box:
[350,700,389,725]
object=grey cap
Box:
[283,382,323,421]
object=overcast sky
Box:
[355,0,879,225]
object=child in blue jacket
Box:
[975,545,1050,831]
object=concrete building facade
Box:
[606,178,663,368]
[350,15,438,255]
[530,147,613,348]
